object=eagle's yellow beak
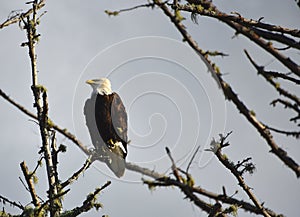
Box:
[86,79,94,85]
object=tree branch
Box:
[0,88,91,155]
[64,181,111,217]
[172,3,300,77]
[244,49,300,106]
[265,125,300,138]
[0,87,282,216]
[260,70,300,85]
[0,0,45,29]
[270,98,300,116]
[0,195,24,211]
[60,157,93,189]
[147,0,300,178]
[210,134,271,217]
[143,177,225,216]
[20,161,40,207]
[22,1,59,215]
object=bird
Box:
[84,78,128,177]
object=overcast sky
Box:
[1,0,299,216]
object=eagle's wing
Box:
[111,93,128,144]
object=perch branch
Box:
[0,88,281,216]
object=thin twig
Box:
[31,156,43,175]
[186,145,200,174]
[270,98,300,117]
[263,71,300,85]
[37,189,70,216]
[165,147,182,181]
[60,157,93,189]
[105,3,156,16]
[265,125,300,138]
[250,27,300,50]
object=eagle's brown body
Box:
[95,93,128,159]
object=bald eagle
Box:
[84,78,128,177]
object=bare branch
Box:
[143,177,225,216]
[0,87,283,216]
[174,4,300,38]
[271,98,300,112]
[105,2,156,16]
[261,71,300,85]
[219,76,300,177]
[146,0,300,177]
[125,162,165,179]
[249,27,300,50]
[50,131,60,189]
[0,195,24,210]
[37,189,70,216]
[22,1,60,215]
[265,125,300,138]
[64,181,111,217]
[186,145,200,173]
[20,161,40,207]
[192,186,279,216]
[60,157,94,189]
[165,147,182,181]
[212,133,271,217]
[0,0,45,29]
[208,202,222,217]
[244,50,300,106]
[173,3,300,76]
[0,88,37,120]
[0,88,91,155]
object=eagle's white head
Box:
[86,78,112,95]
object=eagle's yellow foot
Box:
[107,139,115,149]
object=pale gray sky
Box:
[0,0,299,216]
